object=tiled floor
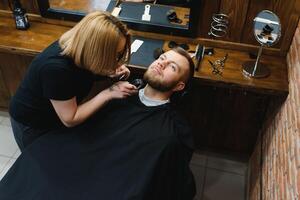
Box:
[0,111,20,181]
[0,111,247,199]
[190,151,247,200]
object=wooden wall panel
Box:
[241,0,296,49]
[0,53,34,109]
[176,80,275,156]
[280,12,299,54]
[21,0,40,14]
[197,0,221,37]
[219,0,249,42]
[0,0,299,56]
[0,1,10,10]
[0,67,10,109]
[196,0,299,56]
[0,0,40,14]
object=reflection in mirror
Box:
[253,11,281,47]
[38,0,200,37]
[49,0,111,13]
[105,0,194,35]
[242,10,281,78]
[121,0,190,7]
[49,0,190,12]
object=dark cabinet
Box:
[0,52,34,110]
[177,81,287,156]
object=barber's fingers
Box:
[109,81,137,98]
[115,65,130,80]
[115,81,137,90]
[119,91,134,98]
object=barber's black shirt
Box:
[9,41,95,129]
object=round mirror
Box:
[242,10,281,78]
[254,10,281,47]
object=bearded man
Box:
[0,47,196,200]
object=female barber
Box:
[9,11,136,151]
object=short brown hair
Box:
[171,47,195,83]
[59,11,131,75]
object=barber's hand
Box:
[104,81,137,100]
[109,65,130,81]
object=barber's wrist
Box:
[100,88,114,102]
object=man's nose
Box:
[157,60,169,69]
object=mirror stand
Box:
[242,10,281,79]
[242,44,270,78]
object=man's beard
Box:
[143,70,178,92]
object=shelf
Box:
[0,15,289,95]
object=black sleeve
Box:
[173,112,195,150]
[41,65,76,100]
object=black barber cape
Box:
[0,95,195,200]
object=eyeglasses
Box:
[168,41,189,51]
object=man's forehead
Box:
[164,50,179,58]
[164,50,189,69]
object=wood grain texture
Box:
[49,0,110,13]
[219,0,249,42]
[0,53,34,97]
[280,13,299,54]
[195,47,289,94]
[133,29,284,56]
[197,0,220,37]
[0,15,289,94]
[0,52,34,111]
[0,16,69,56]
[0,1,11,11]
[175,80,286,155]
[0,0,299,57]
[0,67,10,109]
[19,0,40,14]
[0,0,45,15]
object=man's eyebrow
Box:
[161,54,167,59]
[165,54,181,72]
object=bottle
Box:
[12,0,30,30]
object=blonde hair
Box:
[59,11,131,75]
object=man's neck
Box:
[143,85,172,101]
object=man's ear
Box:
[172,81,185,92]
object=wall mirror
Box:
[37,0,201,37]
